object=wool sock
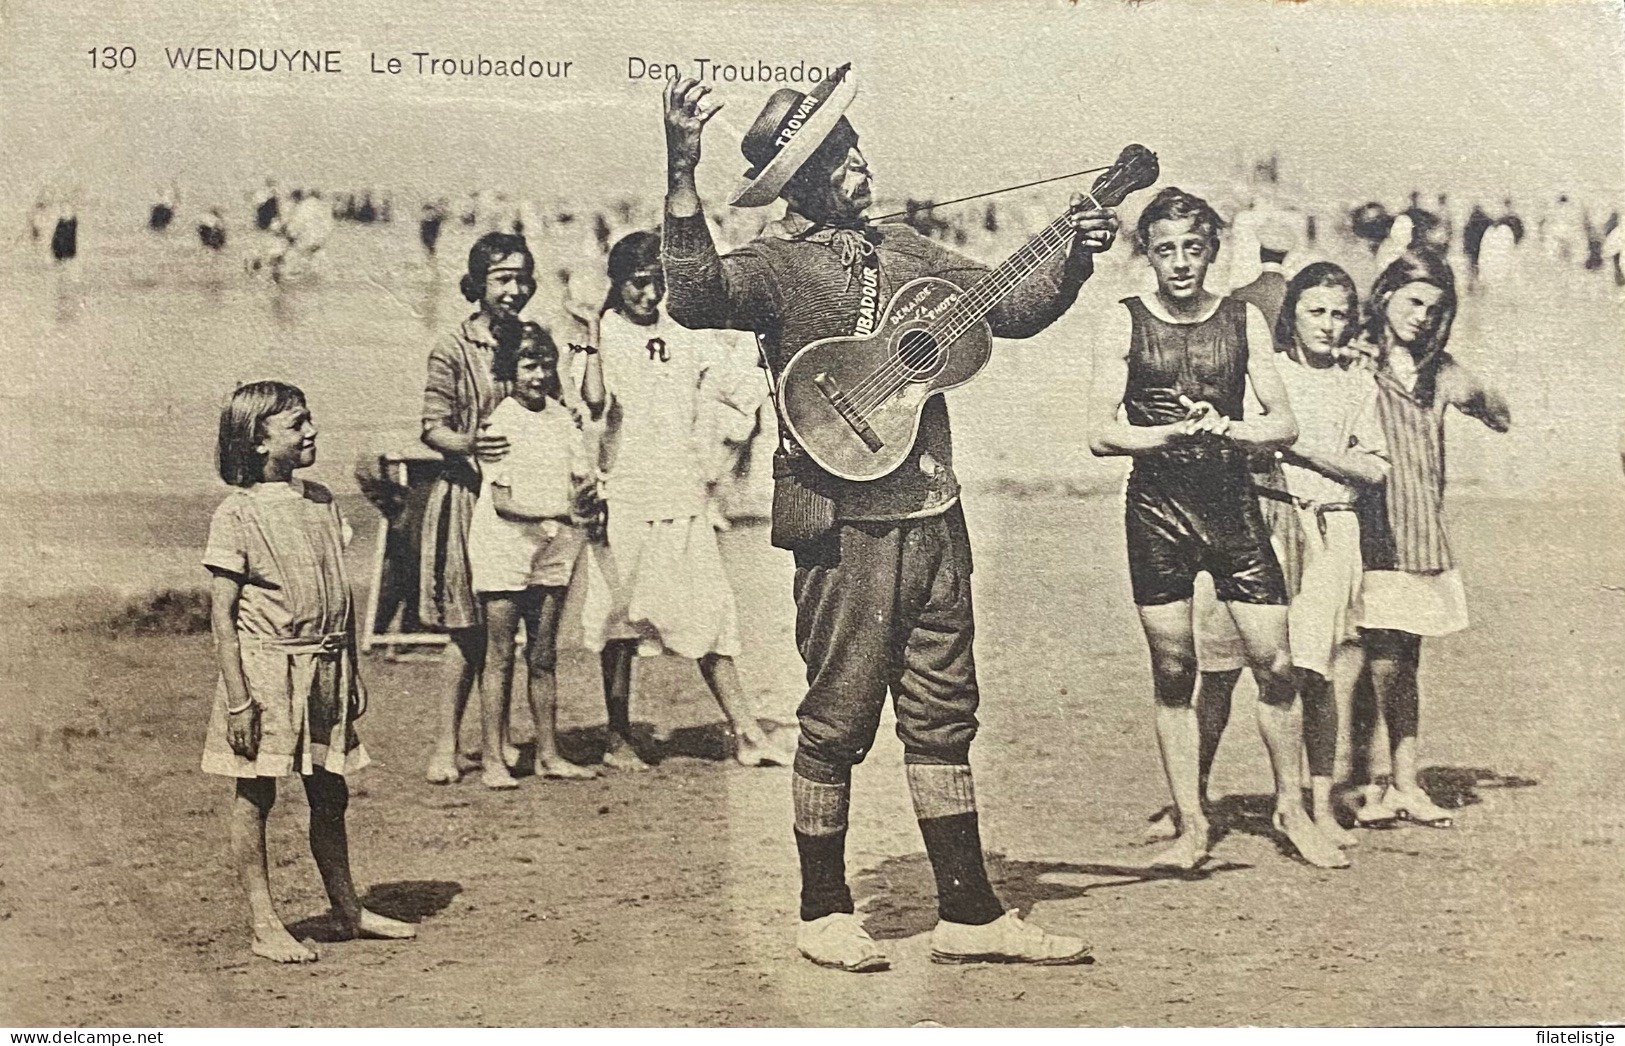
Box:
[793,771,853,922]
[907,763,1003,926]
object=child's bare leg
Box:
[527,587,596,779]
[427,627,483,783]
[478,596,522,789]
[1330,641,1364,785]
[1301,669,1355,846]
[699,653,787,766]
[233,777,314,963]
[304,769,415,940]
[599,639,647,770]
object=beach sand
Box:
[1,490,1620,1027]
[2,201,1623,1025]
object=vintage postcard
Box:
[1,0,1621,1029]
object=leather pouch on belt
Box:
[769,443,837,551]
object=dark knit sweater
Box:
[663,210,1092,520]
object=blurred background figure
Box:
[1476,199,1523,291]
[197,207,227,251]
[1543,192,1586,265]
[1350,201,1394,256]
[49,198,78,263]
[419,199,447,256]
[1603,210,1625,289]
[252,177,280,232]
[148,182,177,233]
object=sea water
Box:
[2,216,1620,598]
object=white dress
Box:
[578,310,743,659]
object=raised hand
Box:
[1068,192,1120,253]
[664,77,724,175]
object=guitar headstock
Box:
[1088,145,1160,209]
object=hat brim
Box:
[728,72,858,208]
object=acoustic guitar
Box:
[778,144,1160,482]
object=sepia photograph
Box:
[0,0,1622,1029]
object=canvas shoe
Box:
[930,910,1093,966]
[796,913,890,972]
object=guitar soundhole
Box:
[895,328,944,381]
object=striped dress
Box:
[1356,349,1468,636]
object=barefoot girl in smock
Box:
[203,381,414,963]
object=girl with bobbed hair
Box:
[421,232,537,784]
[1266,261,1390,846]
[579,229,791,770]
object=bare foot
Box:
[1274,809,1351,869]
[482,768,520,790]
[601,740,651,772]
[251,923,318,964]
[537,757,599,780]
[1311,812,1359,848]
[1148,828,1210,871]
[1143,806,1180,842]
[735,730,792,768]
[425,747,460,785]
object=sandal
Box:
[1352,786,1400,828]
[1388,788,1454,828]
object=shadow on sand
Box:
[285,880,462,941]
[1139,764,1540,857]
[853,851,1252,940]
[502,719,797,774]
[1417,765,1539,809]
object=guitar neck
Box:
[936,212,1075,342]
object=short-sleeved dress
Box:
[577,309,741,659]
[419,313,513,631]
[201,479,369,778]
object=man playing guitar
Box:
[660,68,1118,971]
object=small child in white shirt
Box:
[467,323,598,788]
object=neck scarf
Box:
[769,210,878,285]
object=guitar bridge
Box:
[813,372,885,452]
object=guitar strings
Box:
[867,165,1110,224]
[844,180,1120,415]
[846,217,1073,415]
[844,215,1076,415]
[842,215,1071,410]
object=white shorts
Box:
[1356,568,1469,637]
[470,518,587,594]
[578,512,741,659]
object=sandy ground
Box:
[1,490,1622,1027]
